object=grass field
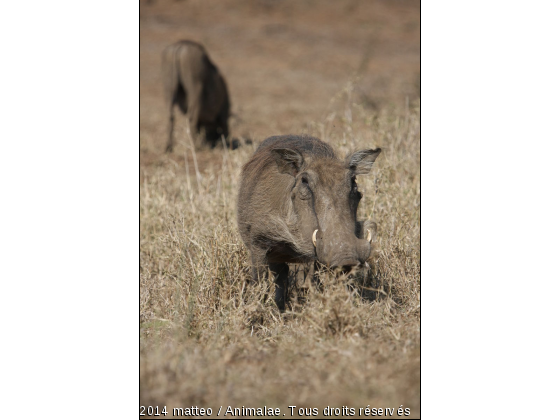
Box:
[140,1,420,417]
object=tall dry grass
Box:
[140,89,420,418]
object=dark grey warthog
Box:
[237,135,381,310]
[162,40,230,152]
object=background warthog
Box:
[162,40,230,152]
[237,135,381,310]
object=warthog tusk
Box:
[366,229,372,243]
[312,229,318,247]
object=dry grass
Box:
[140,1,419,417]
[140,97,419,418]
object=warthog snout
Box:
[312,228,372,269]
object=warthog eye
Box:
[301,175,309,185]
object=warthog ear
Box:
[271,148,304,176]
[347,148,382,175]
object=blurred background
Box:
[140,0,419,164]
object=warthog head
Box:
[270,146,381,270]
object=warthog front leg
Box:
[249,247,288,311]
[269,262,289,312]
[166,106,175,153]
[187,86,203,148]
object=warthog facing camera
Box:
[162,40,230,152]
[237,135,381,310]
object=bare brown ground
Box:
[141,1,420,418]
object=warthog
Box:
[237,135,381,310]
[162,40,230,152]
